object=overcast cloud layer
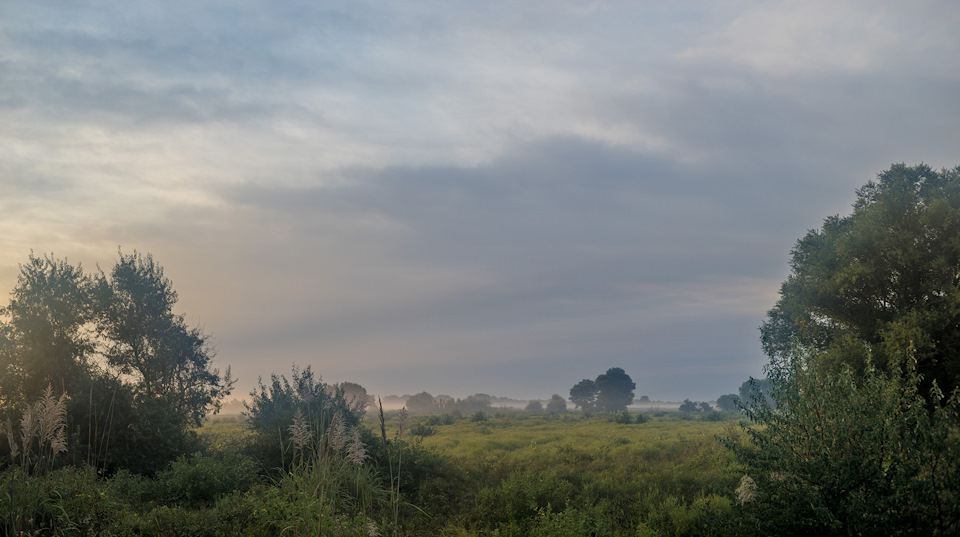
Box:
[1,1,958,401]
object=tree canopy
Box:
[761,163,960,392]
[0,250,233,473]
[569,368,636,412]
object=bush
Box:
[243,365,362,473]
[150,451,260,508]
[729,348,960,536]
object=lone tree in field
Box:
[595,367,636,412]
[761,163,960,392]
[546,394,567,413]
[569,368,636,412]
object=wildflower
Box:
[289,408,311,451]
[736,474,757,505]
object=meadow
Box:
[1,409,748,536]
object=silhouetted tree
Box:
[569,379,598,411]
[0,250,234,474]
[716,393,739,412]
[405,392,440,414]
[96,250,233,427]
[679,399,698,413]
[546,394,567,414]
[524,400,543,413]
[595,367,636,412]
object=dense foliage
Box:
[0,251,233,474]
[761,163,960,391]
[569,367,636,412]
[728,348,960,536]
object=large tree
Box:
[0,250,233,473]
[0,254,95,410]
[569,378,598,411]
[761,163,960,392]
[594,367,636,412]
[95,250,232,426]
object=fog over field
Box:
[2,1,958,401]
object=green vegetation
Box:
[570,367,636,412]
[2,409,746,536]
[762,163,960,392]
[3,164,960,534]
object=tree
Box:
[95,250,233,427]
[405,392,440,414]
[569,379,598,411]
[336,381,371,410]
[594,367,636,412]
[716,393,739,412]
[761,163,960,392]
[0,253,95,410]
[739,378,774,408]
[545,394,567,414]
[524,400,543,413]
[0,250,234,473]
[678,399,698,413]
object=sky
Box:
[1,1,958,402]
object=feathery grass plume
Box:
[346,429,367,466]
[4,385,69,472]
[36,386,68,457]
[329,411,348,453]
[366,521,381,536]
[1,418,19,460]
[736,474,757,505]
[289,407,311,452]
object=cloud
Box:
[0,0,957,399]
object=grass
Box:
[1,409,747,536]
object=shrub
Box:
[243,365,362,473]
[729,348,960,536]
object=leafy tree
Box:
[446,394,492,414]
[0,253,95,410]
[95,250,233,427]
[678,399,698,413]
[568,379,598,411]
[405,392,440,414]
[0,250,233,474]
[715,393,739,412]
[524,400,543,413]
[761,163,960,392]
[697,401,712,413]
[729,347,960,536]
[545,394,567,414]
[739,378,774,408]
[336,381,370,410]
[594,367,636,412]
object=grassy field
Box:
[2,410,747,536]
